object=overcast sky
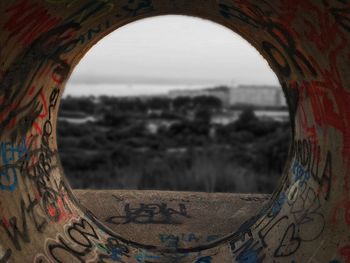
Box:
[65,15,279,96]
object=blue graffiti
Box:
[292,161,310,186]
[195,256,212,263]
[271,192,286,215]
[237,248,259,263]
[135,250,161,263]
[110,247,125,261]
[0,138,27,191]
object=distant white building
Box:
[229,85,286,107]
[168,85,286,107]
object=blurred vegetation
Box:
[57,95,291,193]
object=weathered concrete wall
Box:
[0,0,350,262]
[75,190,270,248]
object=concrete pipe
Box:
[0,0,350,262]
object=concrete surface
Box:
[75,190,270,248]
[1,0,350,262]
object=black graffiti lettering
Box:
[266,22,317,77]
[65,1,108,25]
[1,200,29,251]
[291,187,325,242]
[43,120,53,137]
[218,4,261,28]
[52,179,73,215]
[293,139,332,200]
[48,87,60,120]
[66,0,114,25]
[274,224,301,257]
[47,219,127,263]
[106,203,189,225]
[67,219,99,248]
[258,214,288,247]
[122,0,154,17]
[0,249,12,263]
[87,24,102,41]
[262,41,291,78]
[26,193,48,233]
[0,22,78,140]
[229,216,257,251]
[48,235,86,263]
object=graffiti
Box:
[3,0,61,46]
[0,21,78,140]
[105,203,189,225]
[218,3,317,79]
[65,0,115,26]
[233,238,265,263]
[262,41,291,78]
[157,233,216,262]
[339,245,350,263]
[264,23,317,78]
[230,187,325,261]
[292,139,332,200]
[271,192,286,216]
[64,20,111,53]
[0,199,30,251]
[122,0,154,17]
[218,3,261,28]
[47,218,130,263]
[292,161,310,187]
[159,233,219,249]
[0,0,349,262]
[274,224,300,257]
[135,249,161,263]
[291,187,325,242]
[0,138,27,191]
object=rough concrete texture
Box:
[0,0,350,262]
[75,190,270,248]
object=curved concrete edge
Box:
[74,190,271,248]
[0,0,350,262]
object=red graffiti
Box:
[277,0,317,33]
[3,0,61,46]
[304,11,340,52]
[47,196,75,223]
[340,245,350,263]
[303,20,350,159]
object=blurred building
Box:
[169,85,286,107]
[229,85,286,107]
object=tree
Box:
[193,96,222,111]
[173,96,193,112]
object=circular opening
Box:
[58,15,291,248]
